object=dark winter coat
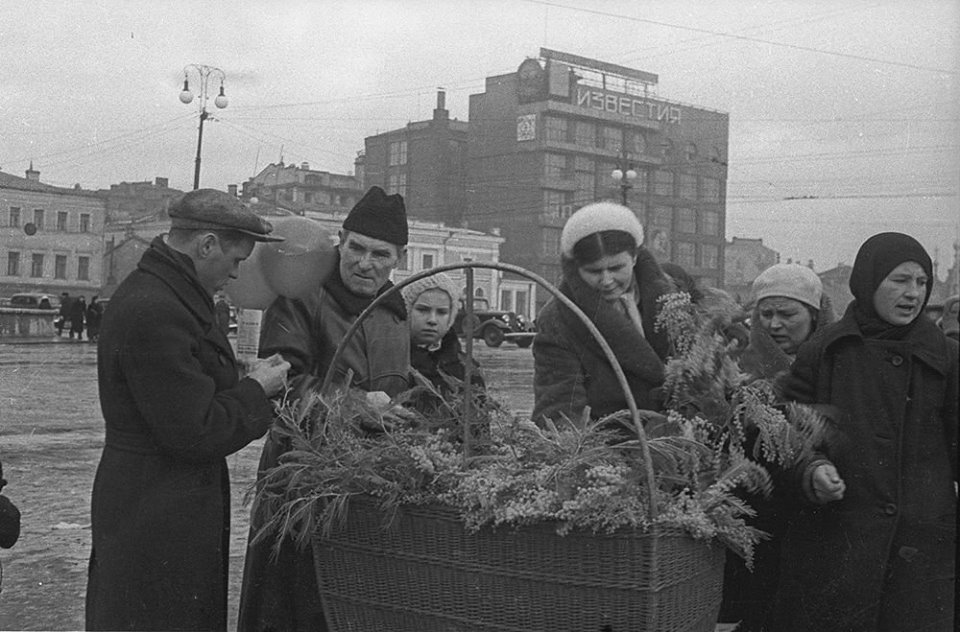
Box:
[409,328,486,415]
[769,307,958,632]
[0,459,20,549]
[87,237,274,631]
[532,249,671,424]
[238,264,410,632]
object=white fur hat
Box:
[560,202,644,258]
[752,263,823,310]
[401,272,462,321]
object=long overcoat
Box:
[770,308,958,632]
[238,268,409,632]
[87,237,274,631]
[532,249,671,424]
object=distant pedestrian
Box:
[69,295,85,339]
[85,296,103,342]
[936,294,958,341]
[56,292,70,336]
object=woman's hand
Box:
[811,463,846,503]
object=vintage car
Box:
[453,298,535,348]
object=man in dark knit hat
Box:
[239,186,411,632]
[87,189,290,631]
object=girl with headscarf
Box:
[769,232,958,632]
[401,272,485,408]
[532,202,672,425]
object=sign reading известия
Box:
[576,86,682,125]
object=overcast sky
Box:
[1,0,957,274]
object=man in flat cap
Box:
[239,186,411,632]
[86,188,291,631]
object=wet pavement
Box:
[0,340,536,631]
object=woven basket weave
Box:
[312,497,724,632]
[312,262,725,632]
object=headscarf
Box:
[849,232,932,339]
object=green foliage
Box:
[252,293,825,567]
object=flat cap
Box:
[169,189,283,242]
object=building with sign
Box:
[363,90,470,226]
[466,48,729,306]
[0,167,106,298]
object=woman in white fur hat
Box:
[532,202,672,425]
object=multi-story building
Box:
[466,49,729,308]
[363,90,470,225]
[724,237,780,304]
[241,162,363,214]
[96,177,182,223]
[0,166,106,298]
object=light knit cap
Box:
[752,263,823,310]
[401,272,461,322]
[560,202,644,258]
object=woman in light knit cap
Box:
[401,272,484,405]
[740,263,835,380]
[720,262,835,631]
[532,202,672,425]
[770,232,957,632]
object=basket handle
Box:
[318,261,658,520]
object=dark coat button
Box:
[884,503,898,515]
[890,355,903,366]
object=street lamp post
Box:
[179,64,228,190]
[610,150,637,207]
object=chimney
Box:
[228,184,238,197]
[807,259,814,269]
[25,161,39,181]
[433,87,448,121]
[155,177,169,188]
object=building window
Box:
[574,121,596,147]
[701,244,719,269]
[421,252,435,270]
[574,156,594,173]
[33,209,44,230]
[78,256,90,281]
[55,254,67,279]
[701,177,721,201]
[678,208,696,233]
[515,290,529,319]
[685,142,698,161]
[388,140,407,166]
[388,172,407,196]
[702,209,720,236]
[629,130,646,155]
[9,207,20,228]
[631,169,649,195]
[500,289,513,312]
[31,253,44,278]
[80,213,91,233]
[7,251,20,276]
[676,242,696,268]
[651,206,672,231]
[544,116,568,142]
[601,126,622,152]
[542,190,564,219]
[679,174,697,199]
[574,171,596,205]
[544,153,567,179]
[654,171,674,196]
[541,228,561,257]
[57,211,68,232]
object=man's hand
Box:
[811,463,846,503]
[246,353,291,397]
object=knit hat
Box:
[342,186,408,246]
[849,232,933,306]
[752,263,823,310]
[560,202,644,258]
[401,272,461,323]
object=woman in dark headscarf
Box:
[769,232,958,632]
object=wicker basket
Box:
[312,262,725,632]
[313,497,724,632]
